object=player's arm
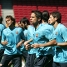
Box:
[24,38,33,46]
[57,42,67,46]
[31,39,56,48]
[1,31,8,45]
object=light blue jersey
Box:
[24,29,28,41]
[27,23,54,58]
[27,25,40,57]
[1,27,25,55]
[34,23,54,57]
[27,25,34,41]
[51,23,67,63]
[0,24,5,49]
[20,29,28,52]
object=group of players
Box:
[0,10,67,67]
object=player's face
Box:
[20,22,25,28]
[6,18,13,27]
[48,15,56,25]
[30,13,38,25]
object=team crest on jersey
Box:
[16,31,18,34]
[36,34,38,37]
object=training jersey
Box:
[27,25,34,41]
[51,23,67,63]
[27,25,41,57]
[0,24,5,49]
[27,23,54,58]
[34,23,54,57]
[20,29,28,51]
[24,29,28,41]
[1,27,25,55]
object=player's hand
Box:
[25,44,31,50]
[16,41,22,48]
[24,41,29,46]
[31,43,40,48]
[1,40,8,45]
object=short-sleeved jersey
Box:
[27,25,41,57]
[0,24,5,36]
[0,24,5,49]
[51,23,67,63]
[27,23,54,58]
[1,27,25,55]
[34,23,54,57]
[20,29,28,52]
[23,29,28,41]
[27,25,34,41]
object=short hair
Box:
[20,17,30,25]
[50,11,61,23]
[0,16,3,24]
[6,15,15,25]
[31,10,42,23]
[42,10,49,22]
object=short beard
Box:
[33,22,39,28]
[9,23,15,30]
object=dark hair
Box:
[6,15,15,25]
[20,17,30,25]
[0,16,3,24]
[42,10,49,22]
[31,10,42,23]
[50,11,61,23]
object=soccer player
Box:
[24,10,54,67]
[24,10,42,67]
[32,11,67,67]
[0,16,5,62]
[19,17,30,67]
[0,15,25,67]
[30,10,54,67]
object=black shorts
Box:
[34,54,53,67]
[53,62,67,67]
[0,49,4,61]
[22,51,28,61]
[0,54,21,67]
[25,54,36,67]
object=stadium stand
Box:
[13,0,37,22]
[0,0,63,26]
